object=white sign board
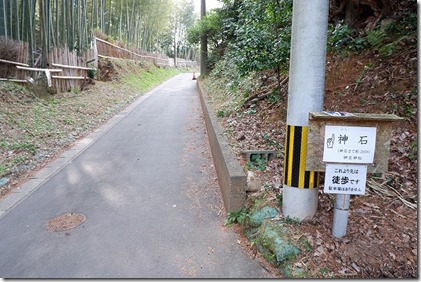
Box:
[324,163,367,195]
[323,126,377,163]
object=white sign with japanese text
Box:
[324,163,367,195]
[323,125,377,163]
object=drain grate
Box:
[45,213,86,232]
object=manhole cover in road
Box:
[45,213,86,232]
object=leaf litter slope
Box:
[202,46,417,278]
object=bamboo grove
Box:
[0,0,198,66]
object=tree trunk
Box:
[200,0,208,76]
[331,0,390,31]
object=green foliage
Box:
[247,154,268,172]
[366,29,387,49]
[298,236,312,252]
[276,194,283,207]
[216,109,230,118]
[0,166,7,178]
[263,132,281,149]
[267,87,282,104]
[204,58,250,109]
[70,87,81,94]
[11,143,37,155]
[0,81,28,95]
[319,267,330,276]
[378,35,411,57]
[225,208,248,226]
[245,104,257,116]
[225,0,292,76]
[187,9,226,69]
[408,141,417,160]
[355,63,373,89]
[195,0,293,76]
[0,140,37,156]
[187,11,223,50]
[122,63,183,92]
[284,216,301,226]
[327,22,353,51]
[87,69,96,79]
[247,190,271,214]
[327,4,417,57]
[327,22,367,53]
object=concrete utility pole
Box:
[200,0,208,76]
[282,0,329,221]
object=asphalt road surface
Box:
[0,73,275,278]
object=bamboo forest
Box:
[0,0,198,66]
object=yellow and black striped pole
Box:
[282,0,329,221]
[283,125,319,189]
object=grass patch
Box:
[0,63,188,178]
[122,64,188,92]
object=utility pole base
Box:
[282,185,318,221]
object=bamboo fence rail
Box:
[1,37,197,94]
[0,40,28,80]
[48,46,96,93]
[95,37,170,66]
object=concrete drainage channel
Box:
[197,81,306,276]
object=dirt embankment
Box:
[203,45,417,278]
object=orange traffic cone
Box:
[192,72,197,80]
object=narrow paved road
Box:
[0,73,274,278]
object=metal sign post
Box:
[332,194,350,238]
[322,125,376,238]
[325,163,368,237]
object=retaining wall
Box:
[197,81,246,212]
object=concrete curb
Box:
[197,80,246,212]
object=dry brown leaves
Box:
[205,46,417,277]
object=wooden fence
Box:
[95,37,170,67]
[48,46,96,93]
[0,37,197,93]
[0,40,29,81]
[173,58,198,68]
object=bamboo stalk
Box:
[0,59,29,67]
[51,76,86,79]
[0,78,28,83]
[16,66,62,72]
[95,37,168,61]
[367,180,417,210]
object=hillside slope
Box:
[201,42,417,277]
